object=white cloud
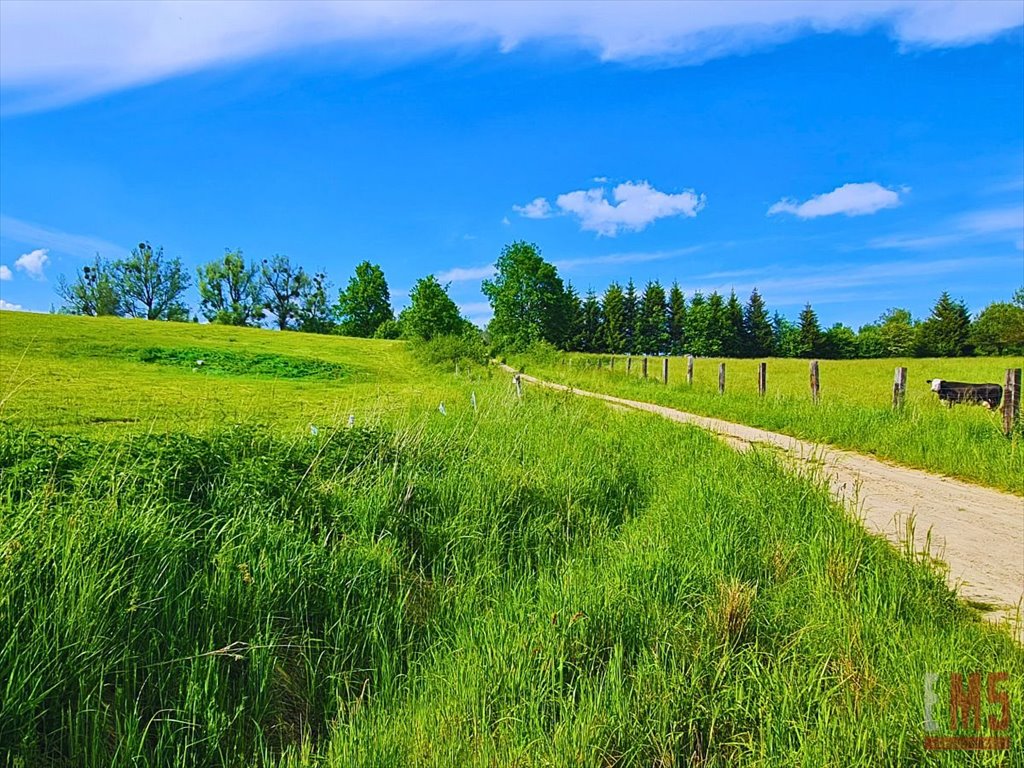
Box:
[501,216,511,226]
[1,2,1020,114]
[0,265,11,281]
[556,181,705,236]
[512,197,554,219]
[436,264,496,283]
[14,248,49,279]
[768,182,904,219]
[592,176,609,183]
[0,214,127,259]
[0,299,24,311]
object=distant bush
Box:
[373,319,402,339]
[410,331,488,369]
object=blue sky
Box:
[1,1,1022,329]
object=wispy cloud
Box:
[0,299,25,311]
[869,205,1024,251]
[0,214,127,259]
[554,246,703,271]
[768,182,905,219]
[686,254,1017,307]
[0,265,12,281]
[957,205,1024,234]
[436,264,496,283]
[4,2,1019,114]
[14,248,49,280]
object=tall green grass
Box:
[2,314,1021,765]
[511,353,1024,494]
[3,383,1021,766]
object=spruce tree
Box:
[602,283,627,353]
[637,281,669,354]
[918,292,972,356]
[704,291,727,356]
[564,283,584,351]
[580,290,603,352]
[723,290,745,357]
[743,288,773,357]
[686,291,711,356]
[667,282,686,355]
[623,279,639,354]
[797,303,823,358]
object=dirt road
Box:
[506,367,1024,639]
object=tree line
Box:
[482,241,1024,358]
[57,239,1024,358]
[56,243,473,342]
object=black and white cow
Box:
[927,379,1003,409]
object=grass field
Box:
[2,312,1022,767]
[509,351,1024,494]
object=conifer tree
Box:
[686,291,711,356]
[623,279,639,354]
[743,287,774,357]
[667,282,686,355]
[602,283,627,353]
[636,281,669,354]
[918,291,972,356]
[580,290,603,352]
[723,290,745,357]
[797,303,823,358]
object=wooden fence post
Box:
[718,362,726,394]
[892,366,907,409]
[1003,368,1021,437]
[758,362,767,397]
[642,356,649,379]
[610,356,615,371]
[662,357,669,385]
[687,355,694,386]
[597,357,603,370]
[627,354,632,374]
[809,360,820,403]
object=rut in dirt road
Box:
[505,366,1024,640]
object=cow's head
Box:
[928,379,943,392]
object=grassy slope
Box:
[0,312,458,434]
[2,312,1022,767]
[510,352,1024,494]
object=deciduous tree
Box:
[260,255,308,330]
[197,249,264,326]
[56,256,122,316]
[335,261,394,338]
[117,242,190,321]
[400,275,466,341]
[482,241,567,351]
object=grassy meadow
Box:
[510,352,1024,494]
[2,311,1022,767]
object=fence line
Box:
[561,355,1023,434]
